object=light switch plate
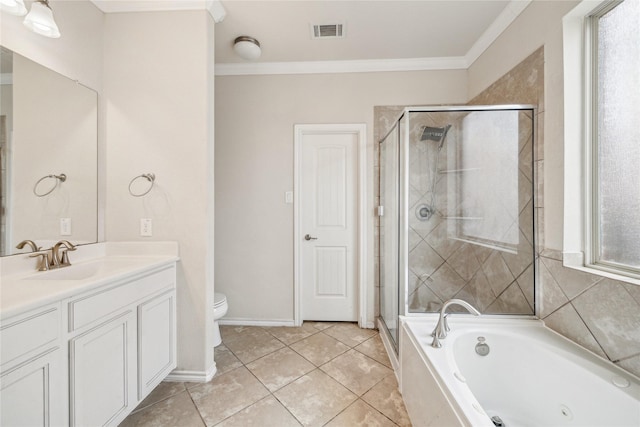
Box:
[140,218,152,236]
[60,218,71,235]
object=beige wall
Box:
[103,11,215,376]
[215,70,467,324]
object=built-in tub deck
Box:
[398,316,640,427]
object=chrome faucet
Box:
[431,299,481,348]
[50,240,76,268]
[16,240,40,252]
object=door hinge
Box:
[377,206,384,217]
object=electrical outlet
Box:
[140,218,152,237]
[60,218,71,235]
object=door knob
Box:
[304,234,318,241]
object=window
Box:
[562,0,640,283]
[587,0,640,277]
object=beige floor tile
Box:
[132,381,186,413]
[223,326,285,364]
[219,325,248,340]
[189,366,270,426]
[290,332,350,366]
[354,335,392,368]
[264,324,319,345]
[307,321,339,331]
[323,323,377,347]
[362,375,411,427]
[215,395,301,427]
[214,344,243,376]
[320,349,393,396]
[246,347,315,392]
[120,391,204,427]
[274,370,357,427]
[324,400,398,427]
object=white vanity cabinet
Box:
[0,304,66,427]
[0,254,177,427]
[67,264,177,427]
[138,289,176,399]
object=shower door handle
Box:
[304,234,318,241]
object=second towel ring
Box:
[129,173,156,197]
[33,173,66,197]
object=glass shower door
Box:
[379,122,400,349]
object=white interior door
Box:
[298,126,359,321]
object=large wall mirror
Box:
[0,46,98,256]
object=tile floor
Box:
[121,322,411,427]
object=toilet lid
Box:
[214,293,227,307]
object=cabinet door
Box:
[0,348,65,427]
[138,290,176,400]
[69,311,137,427]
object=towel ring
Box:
[33,173,66,197]
[129,173,155,197]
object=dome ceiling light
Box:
[233,36,261,60]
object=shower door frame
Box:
[379,105,539,343]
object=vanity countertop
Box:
[0,242,179,320]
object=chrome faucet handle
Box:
[29,252,50,271]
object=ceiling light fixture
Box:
[0,0,27,16]
[233,36,261,60]
[23,0,61,38]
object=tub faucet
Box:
[431,299,481,348]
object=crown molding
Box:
[90,0,208,14]
[215,56,468,76]
[206,0,226,23]
[464,0,532,67]
[90,0,225,22]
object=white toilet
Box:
[213,293,228,347]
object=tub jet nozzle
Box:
[491,415,505,427]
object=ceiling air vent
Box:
[311,23,345,39]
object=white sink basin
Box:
[25,258,144,281]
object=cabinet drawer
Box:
[69,266,175,332]
[1,305,60,368]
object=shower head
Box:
[421,124,452,149]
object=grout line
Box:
[185,388,208,427]
[567,301,610,361]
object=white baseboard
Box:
[218,318,296,327]
[165,363,217,383]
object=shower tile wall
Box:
[375,47,640,377]
[409,110,534,315]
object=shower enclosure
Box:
[379,106,536,349]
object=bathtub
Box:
[399,316,640,427]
